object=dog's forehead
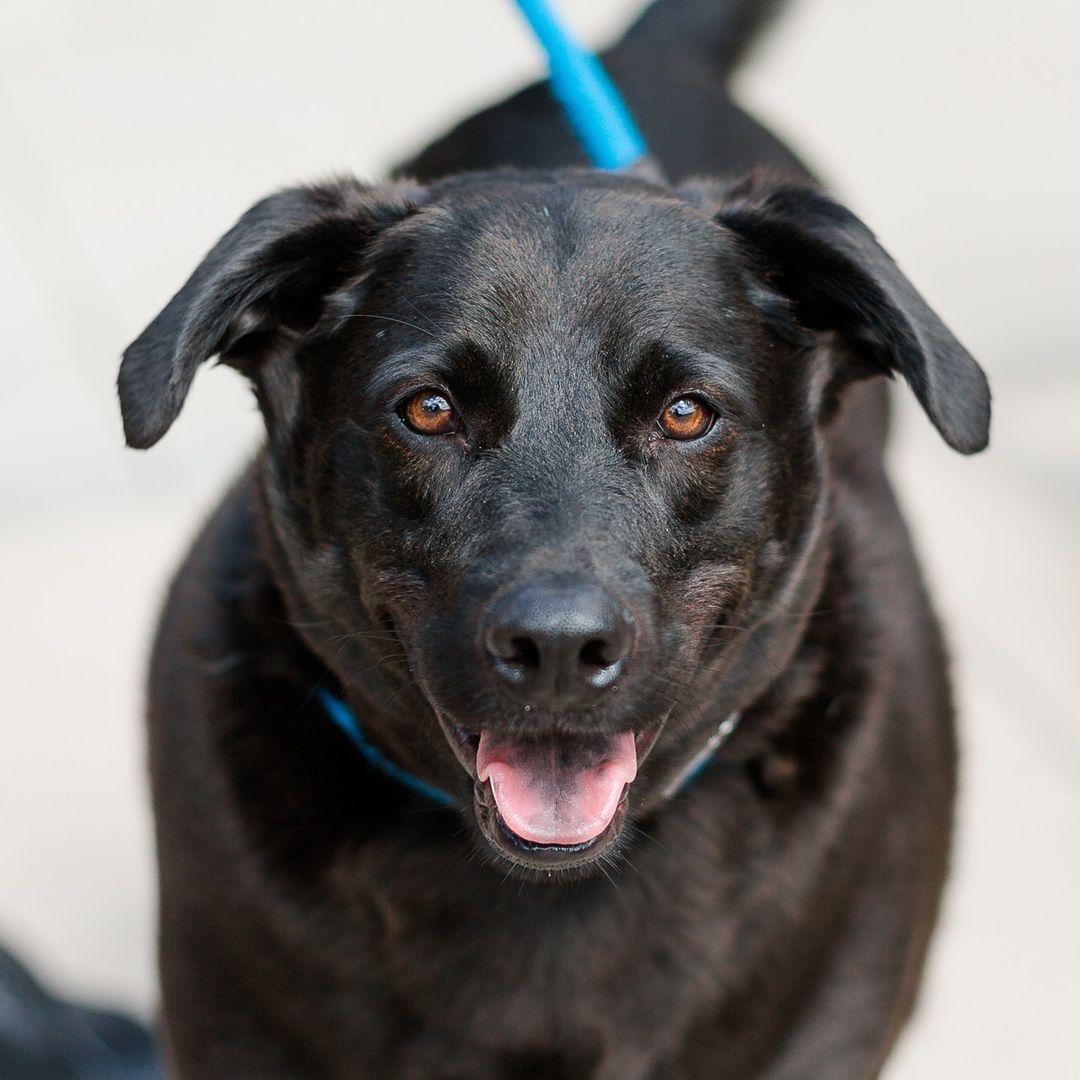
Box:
[349,179,769,419]
[388,181,742,347]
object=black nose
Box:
[482,579,633,709]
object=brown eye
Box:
[658,396,715,441]
[401,389,461,436]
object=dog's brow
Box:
[621,346,753,405]
[365,348,449,405]
[364,341,505,408]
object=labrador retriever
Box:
[118,1,990,1076]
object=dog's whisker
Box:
[333,311,438,339]
[382,280,442,334]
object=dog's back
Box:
[404,0,805,181]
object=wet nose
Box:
[482,579,634,709]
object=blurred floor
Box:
[0,1,1077,1075]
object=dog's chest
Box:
[348,852,729,1080]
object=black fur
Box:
[118,1,989,1076]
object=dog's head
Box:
[119,169,988,874]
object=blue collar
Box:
[316,688,740,810]
[316,687,456,808]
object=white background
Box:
[1,1,1077,1075]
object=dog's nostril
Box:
[579,638,614,670]
[482,579,635,708]
[508,636,541,670]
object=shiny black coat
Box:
[118,2,989,1076]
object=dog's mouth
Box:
[439,715,662,870]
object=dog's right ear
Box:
[118,179,425,449]
[709,175,991,454]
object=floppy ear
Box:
[117,178,425,449]
[714,176,990,453]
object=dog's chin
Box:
[435,710,663,875]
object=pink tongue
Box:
[476,731,637,846]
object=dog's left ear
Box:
[715,177,990,453]
[118,178,426,449]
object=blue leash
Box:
[513,0,648,170]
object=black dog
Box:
[118,1,989,1077]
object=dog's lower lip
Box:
[634,722,663,765]
[451,721,475,748]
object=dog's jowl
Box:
[119,2,989,1077]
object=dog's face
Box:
[119,170,988,875]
